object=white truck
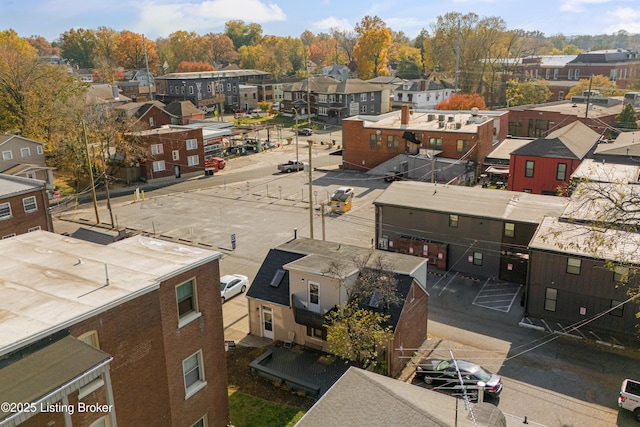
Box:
[618,378,640,422]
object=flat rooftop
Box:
[0,174,44,197]
[512,100,624,119]
[0,231,221,356]
[374,181,569,224]
[571,159,640,183]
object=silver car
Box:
[220,274,248,303]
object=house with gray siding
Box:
[374,181,568,283]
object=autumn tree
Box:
[0,30,87,141]
[224,20,263,50]
[93,27,121,83]
[114,31,159,72]
[566,75,624,98]
[353,15,392,80]
[237,44,263,70]
[26,36,59,56]
[395,44,423,79]
[331,28,357,64]
[206,33,238,65]
[177,61,215,72]
[59,28,96,68]
[617,103,638,130]
[325,301,394,369]
[436,93,487,110]
[506,79,551,106]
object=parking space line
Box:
[437,272,459,296]
[472,281,522,313]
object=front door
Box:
[261,306,274,339]
[174,165,180,178]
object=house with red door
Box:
[507,121,600,195]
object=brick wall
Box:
[138,128,205,181]
[0,188,52,238]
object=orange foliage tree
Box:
[436,93,487,110]
[177,61,215,72]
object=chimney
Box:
[401,105,410,125]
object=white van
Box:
[618,378,640,421]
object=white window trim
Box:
[186,139,198,150]
[2,150,12,161]
[177,279,201,328]
[151,144,163,155]
[37,146,44,155]
[183,350,207,400]
[172,150,180,161]
[187,155,199,166]
[21,147,31,157]
[178,311,202,329]
[2,233,16,239]
[152,160,166,172]
[78,377,105,399]
[28,226,41,232]
[23,196,37,213]
[0,202,12,220]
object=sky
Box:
[2,0,640,42]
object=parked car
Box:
[618,378,640,421]
[298,128,313,136]
[220,274,249,303]
[415,359,503,400]
[211,157,226,169]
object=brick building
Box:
[0,231,228,427]
[130,127,205,182]
[342,105,507,177]
[0,174,52,238]
[116,101,177,130]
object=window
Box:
[473,252,483,266]
[2,150,12,161]
[558,91,564,101]
[21,147,30,157]
[525,160,535,178]
[227,83,231,91]
[172,150,180,161]
[0,202,12,219]
[207,84,211,93]
[387,135,399,148]
[504,222,515,238]
[191,416,207,427]
[150,144,163,155]
[170,86,174,94]
[28,226,41,232]
[2,234,16,239]
[523,189,532,193]
[183,350,206,398]
[360,93,367,101]
[186,139,198,150]
[78,330,100,348]
[308,281,320,312]
[189,86,194,94]
[556,163,567,180]
[371,92,375,101]
[553,69,558,80]
[614,266,629,283]
[544,288,557,312]
[456,140,470,153]
[152,160,166,172]
[23,196,37,213]
[176,280,197,319]
[37,146,43,155]
[181,86,185,94]
[574,69,579,80]
[369,133,381,147]
[360,105,367,113]
[568,69,573,80]
[429,138,442,149]
[187,155,199,166]
[449,214,458,227]
[306,326,326,340]
[566,257,581,275]
[545,69,550,79]
[610,299,624,317]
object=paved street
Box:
[53,140,640,427]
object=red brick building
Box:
[0,174,52,238]
[0,231,228,427]
[116,100,177,130]
[342,105,507,174]
[507,122,600,195]
[131,127,205,182]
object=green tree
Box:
[353,15,392,79]
[395,44,423,79]
[325,300,394,369]
[617,103,638,130]
[59,28,96,68]
[224,20,263,50]
[506,79,551,106]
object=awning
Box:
[0,336,112,426]
[485,166,510,175]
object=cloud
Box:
[134,0,286,38]
[310,16,352,33]
[602,7,640,33]
[559,0,619,13]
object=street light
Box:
[292,99,307,164]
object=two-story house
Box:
[0,174,53,238]
[115,101,178,130]
[246,237,429,377]
[129,126,205,182]
[0,231,228,427]
[0,134,54,189]
[374,181,568,284]
[507,121,600,195]
[393,79,454,110]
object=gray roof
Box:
[0,174,45,198]
[570,159,640,183]
[0,336,110,420]
[246,248,307,306]
[374,181,568,224]
[164,100,203,117]
[569,49,638,64]
[157,69,269,80]
[594,131,640,156]
[295,367,505,427]
[485,138,534,162]
[545,121,600,159]
[0,231,221,356]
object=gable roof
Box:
[511,121,599,159]
[594,131,640,156]
[295,367,506,427]
[246,248,307,306]
[116,101,170,119]
[0,135,46,147]
[164,101,204,117]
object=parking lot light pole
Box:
[294,107,299,164]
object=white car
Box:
[220,274,249,303]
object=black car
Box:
[415,359,503,399]
[297,128,313,136]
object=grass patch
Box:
[228,387,306,427]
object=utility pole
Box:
[308,141,314,239]
[142,34,153,101]
[321,203,326,241]
[99,143,115,227]
[83,122,100,224]
[307,55,312,129]
[585,75,593,119]
[294,108,299,164]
